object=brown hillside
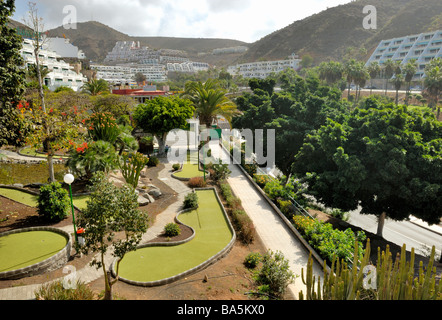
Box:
[239,0,442,64]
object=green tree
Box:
[0,0,31,147]
[367,61,381,95]
[133,96,195,155]
[392,73,404,105]
[77,171,149,300]
[181,79,238,128]
[403,60,418,106]
[382,59,396,95]
[424,57,442,119]
[82,79,109,96]
[293,98,442,237]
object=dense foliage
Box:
[37,182,70,222]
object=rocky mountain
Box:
[238,0,442,64]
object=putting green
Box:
[0,187,89,210]
[117,189,233,283]
[173,152,206,179]
[0,231,68,272]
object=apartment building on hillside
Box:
[366,30,442,80]
[20,38,87,92]
[91,64,167,85]
[227,55,301,79]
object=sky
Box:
[12,0,353,43]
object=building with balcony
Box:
[91,64,167,85]
[227,55,301,79]
[366,30,442,80]
[20,38,87,92]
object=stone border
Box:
[112,187,236,287]
[0,227,72,280]
[219,141,329,271]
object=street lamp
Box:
[64,173,78,243]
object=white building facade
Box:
[20,39,87,92]
[91,64,167,84]
[228,56,301,79]
[366,30,442,80]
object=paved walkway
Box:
[208,141,323,299]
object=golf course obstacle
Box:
[0,227,72,280]
[113,188,236,287]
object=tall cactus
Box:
[299,239,442,300]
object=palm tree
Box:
[367,61,381,95]
[392,73,404,105]
[353,62,370,104]
[319,61,343,86]
[403,60,418,105]
[82,79,109,96]
[181,79,239,129]
[382,59,396,96]
[344,59,358,99]
[27,64,51,84]
[424,58,442,118]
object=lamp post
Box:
[64,173,78,243]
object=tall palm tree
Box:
[392,73,404,105]
[403,60,418,106]
[367,61,381,95]
[353,62,370,104]
[424,58,442,118]
[382,59,396,96]
[181,79,239,129]
[344,59,358,99]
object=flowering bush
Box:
[86,112,120,144]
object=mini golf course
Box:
[0,187,89,210]
[116,189,235,286]
[0,229,70,275]
[172,151,206,180]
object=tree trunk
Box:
[377,212,386,237]
[104,271,113,300]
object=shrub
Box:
[188,177,206,188]
[244,252,261,269]
[211,160,231,182]
[164,223,181,237]
[34,280,95,300]
[172,163,181,171]
[254,250,295,300]
[37,182,70,222]
[147,156,159,167]
[183,192,198,210]
[293,216,366,263]
[231,209,255,244]
[86,112,120,144]
[254,174,272,188]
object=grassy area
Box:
[173,151,206,179]
[0,187,89,210]
[0,231,68,272]
[117,189,233,283]
[19,147,69,159]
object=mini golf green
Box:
[0,187,89,210]
[173,152,206,179]
[0,230,68,273]
[117,189,233,283]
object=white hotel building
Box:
[366,30,442,80]
[91,64,167,85]
[20,39,87,92]
[227,55,301,79]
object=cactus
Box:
[299,239,442,300]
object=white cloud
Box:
[13,0,353,43]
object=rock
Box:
[138,195,150,206]
[148,189,162,198]
[12,183,24,188]
[145,194,155,203]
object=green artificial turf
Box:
[0,188,38,207]
[173,152,206,179]
[117,189,233,283]
[0,231,68,272]
[0,187,89,210]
